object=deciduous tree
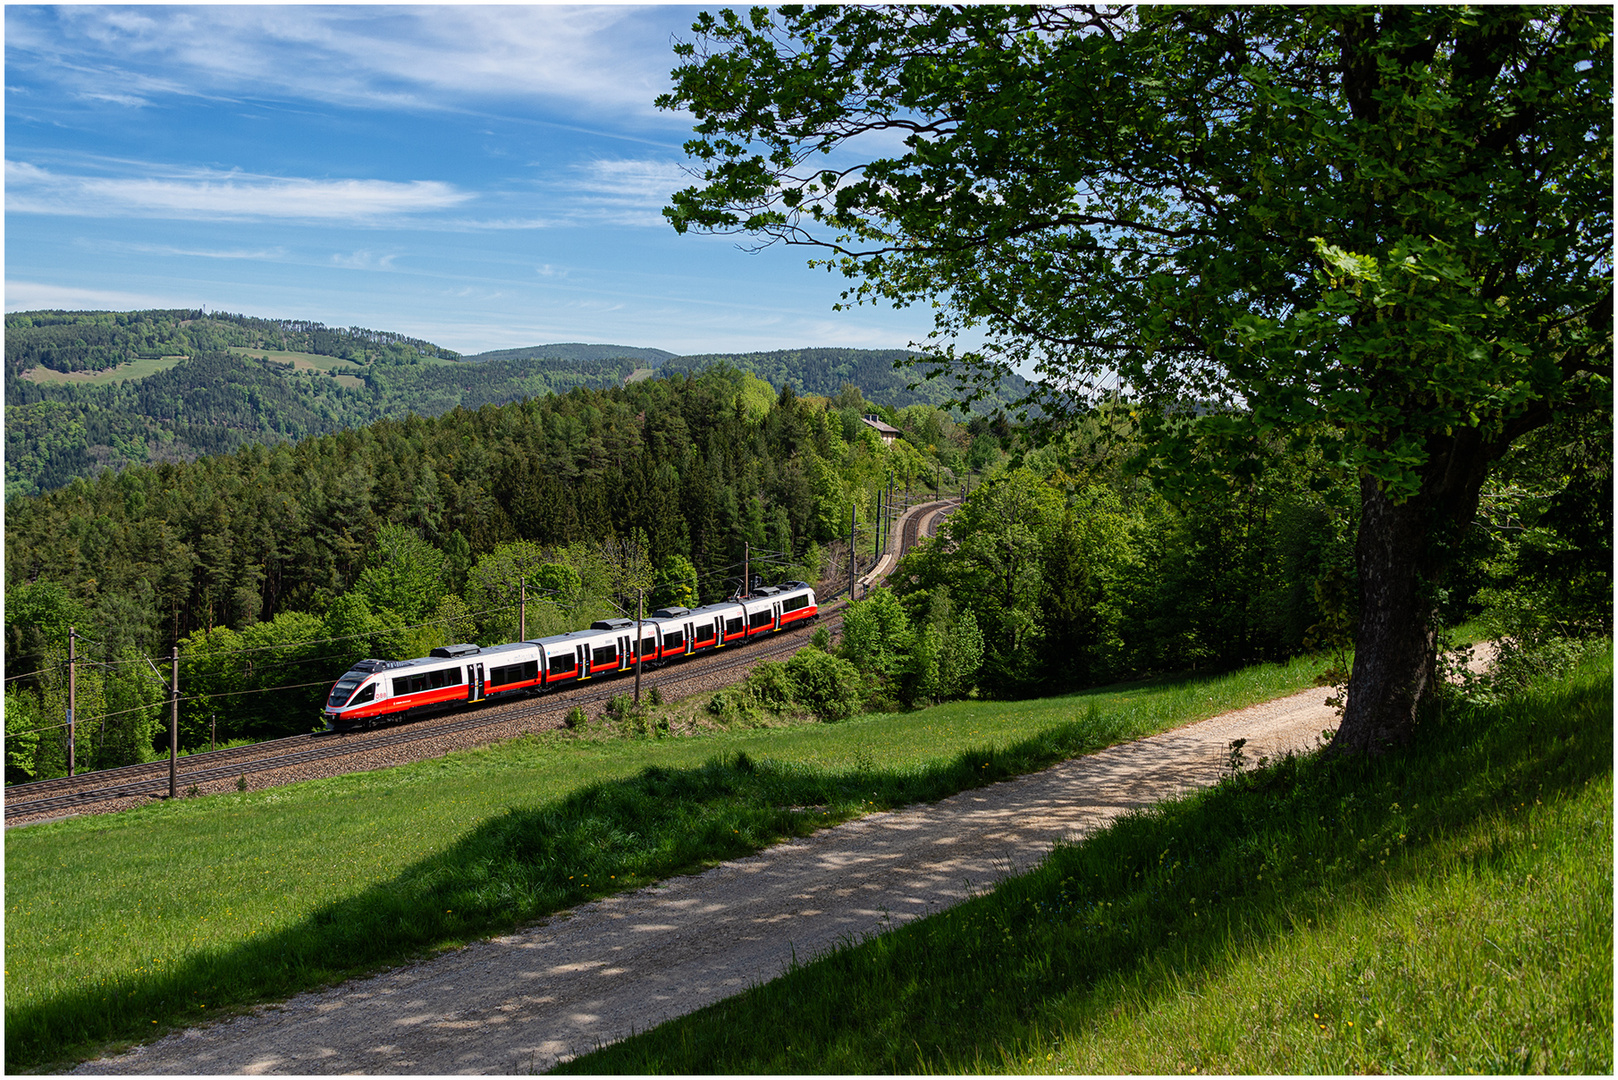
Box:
[661,5,1612,751]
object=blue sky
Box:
[4,5,948,356]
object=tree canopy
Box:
[661,4,1613,752]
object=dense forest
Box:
[463,343,677,366]
[662,347,1029,413]
[6,320,1607,785]
[5,311,675,500]
[4,369,968,777]
[5,308,459,378]
[6,312,1014,500]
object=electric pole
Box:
[876,489,883,559]
[169,645,179,799]
[849,503,857,602]
[67,627,76,777]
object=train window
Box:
[749,610,774,629]
[428,668,451,690]
[782,594,809,613]
[591,644,617,667]
[664,631,684,650]
[642,636,656,655]
[490,660,538,686]
[351,684,375,705]
[548,653,576,674]
[328,676,364,708]
[695,625,715,643]
[725,616,744,636]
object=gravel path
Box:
[73,683,1345,1076]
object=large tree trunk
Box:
[1332,431,1496,755]
[1333,479,1442,752]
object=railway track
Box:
[4,615,836,825]
[899,496,955,555]
[6,498,956,827]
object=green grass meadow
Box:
[4,655,1330,1070]
[18,355,187,385]
[563,645,1613,1075]
[229,348,369,387]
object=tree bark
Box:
[1333,478,1441,753]
[1332,429,1496,755]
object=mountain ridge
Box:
[5,310,1025,500]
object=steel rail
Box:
[8,499,952,824]
[5,618,831,822]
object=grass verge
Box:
[4,653,1330,1070]
[560,644,1612,1075]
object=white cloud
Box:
[5,279,182,312]
[8,6,689,121]
[6,161,472,222]
[92,240,289,261]
[557,158,686,225]
[330,251,401,271]
[437,214,566,232]
[573,159,690,201]
[402,158,688,231]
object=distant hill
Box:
[660,347,1027,413]
[462,343,678,365]
[5,313,1029,500]
[4,309,458,381]
[4,313,638,501]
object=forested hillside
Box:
[5,309,458,379]
[5,369,972,777]
[462,343,677,365]
[6,311,1011,500]
[4,313,664,499]
[662,347,1028,413]
[6,355,1608,783]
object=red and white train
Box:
[322,582,819,730]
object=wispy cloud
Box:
[417,159,688,231]
[330,251,401,271]
[573,159,690,201]
[6,6,687,121]
[92,240,290,261]
[5,279,182,312]
[6,161,472,222]
[523,158,688,228]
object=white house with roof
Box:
[861,414,901,445]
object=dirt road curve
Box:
[72,684,1347,1076]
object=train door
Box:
[469,663,485,702]
[684,621,695,655]
[771,601,782,631]
[576,643,590,680]
[713,615,725,647]
[618,635,631,671]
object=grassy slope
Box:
[17,355,187,385]
[4,655,1330,1070]
[562,645,1613,1075]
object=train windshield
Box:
[327,674,367,709]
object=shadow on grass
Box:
[558,649,1613,1074]
[8,697,1168,1071]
